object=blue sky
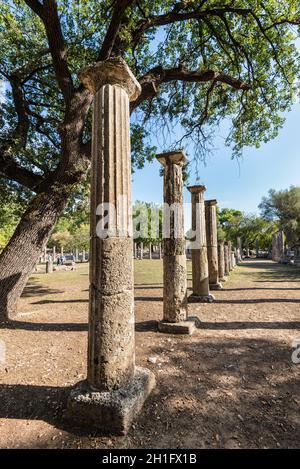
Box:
[132,101,300,217]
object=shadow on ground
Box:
[0,337,299,448]
[22,283,64,298]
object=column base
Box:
[157,316,200,335]
[188,293,215,303]
[66,366,155,436]
[209,282,223,290]
[219,277,227,282]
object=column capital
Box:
[156,150,186,166]
[205,199,217,206]
[78,57,141,101]
[187,184,206,194]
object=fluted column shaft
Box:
[205,200,222,289]
[237,237,242,263]
[188,186,212,300]
[224,243,230,276]
[228,240,233,271]
[88,83,134,391]
[218,242,226,281]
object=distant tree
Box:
[259,186,300,246]
[71,224,90,251]
[50,230,72,250]
[133,201,162,246]
[217,207,244,242]
[0,181,29,251]
[218,207,276,249]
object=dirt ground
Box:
[0,258,299,449]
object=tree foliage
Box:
[0,181,30,250]
[133,200,162,244]
[218,207,276,249]
[1,0,299,196]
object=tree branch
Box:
[0,149,43,191]
[131,7,252,47]
[24,0,74,106]
[9,77,30,148]
[264,18,300,31]
[131,65,250,111]
[98,0,136,60]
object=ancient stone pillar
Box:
[159,243,162,260]
[75,248,79,262]
[218,242,227,282]
[67,58,155,434]
[228,240,233,271]
[276,230,284,262]
[236,236,242,263]
[52,246,56,262]
[245,240,250,258]
[140,242,143,260]
[81,249,85,262]
[272,230,284,262]
[149,242,152,259]
[133,242,137,259]
[157,151,197,334]
[231,251,236,268]
[46,260,53,274]
[43,246,47,263]
[205,200,222,290]
[188,186,214,303]
[233,247,238,266]
[224,242,230,276]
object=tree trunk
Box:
[0,183,71,321]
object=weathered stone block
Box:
[157,316,200,335]
[188,293,215,303]
[67,367,155,435]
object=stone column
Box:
[245,240,250,258]
[273,233,281,262]
[205,200,222,290]
[218,242,227,282]
[278,230,284,262]
[272,234,276,261]
[233,247,238,266]
[224,242,230,276]
[157,151,198,334]
[237,236,242,263]
[159,243,162,260]
[52,246,56,263]
[228,240,233,271]
[67,58,155,435]
[75,248,79,262]
[231,251,236,268]
[140,242,143,260]
[43,246,47,263]
[133,242,137,259]
[81,249,85,262]
[149,242,152,259]
[256,239,259,258]
[46,260,53,274]
[187,186,214,303]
